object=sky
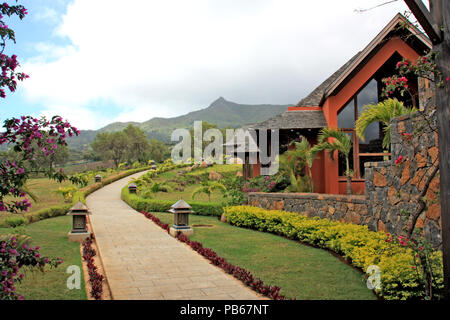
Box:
[1,0,418,130]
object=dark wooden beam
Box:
[404,0,443,44]
[404,0,449,300]
[430,0,450,300]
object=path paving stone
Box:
[86,171,263,300]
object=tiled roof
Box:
[247,110,327,130]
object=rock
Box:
[378,220,387,232]
[415,153,427,168]
[220,213,227,223]
[373,171,387,187]
[426,202,441,220]
[400,161,410,185]
[209,171,222,181]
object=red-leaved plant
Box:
[82,234,104,300]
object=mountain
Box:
[67,97,291,151]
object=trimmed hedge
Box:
[121,187,223,217]
[224,205,444,300]
[19,166,152,226]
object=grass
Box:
[150,212,377,300]
[0,178,72,227]
[0,215,87,300]
[145,164,241,202]
[0,167,135,227]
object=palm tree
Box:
[192,181,226,202]
[280,137,319,192]
[150,182,172,193]
[313,128,353,195]
[356,98,416,150]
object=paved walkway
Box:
[86,171,263,300]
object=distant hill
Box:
[67,97,290,152]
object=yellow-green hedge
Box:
[121,187,223,217]
[224,205,444,300]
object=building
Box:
[245,13,432,195]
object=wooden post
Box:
[404,0,449,299]
[432,0,450,300]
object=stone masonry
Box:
[248,111,441,248]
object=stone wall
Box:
[248,111,441,247]
[364,111,441,247]
[248,192,369,225]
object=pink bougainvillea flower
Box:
[395,156,404,165]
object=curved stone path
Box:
[86,171,263,300]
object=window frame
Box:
[337,78,391,179]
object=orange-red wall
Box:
[320,37,421,194]
[249,37,422,195]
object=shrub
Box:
[122,188,224,217]
[0,235,63,300]
[224,205,444,300]
[5,216,26,228]
[7,166,152,227]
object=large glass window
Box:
[337,78,388,178]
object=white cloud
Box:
[22,0,411,130]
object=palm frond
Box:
[356,98,416,148]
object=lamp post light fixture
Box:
[95,174,102,183]
[67,201,91,242]
[128,182,137,194]
[168,198,194,237]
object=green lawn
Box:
[0,178,72,226]
[0,216,87,300]
[151,212,377,300]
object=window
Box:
[337,78,387,178]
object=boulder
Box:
[209,171,223,181]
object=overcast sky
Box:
[2,0,416,130]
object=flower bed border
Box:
[82,234,104,300]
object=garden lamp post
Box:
[168,198,194,237]
[67,201,91,242]
[128,183,137,194]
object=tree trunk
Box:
[346,157,352,195]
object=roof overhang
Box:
[321,13,432,104]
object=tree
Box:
[313,128,353,195]
[0,2,71,300]
[147,138,170,163]
[279,136,319,192]
[192,181,226,201]
[90,131,128,168]
[123,124,150,163]
[356,98,416,150]
[0,1,29,99]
